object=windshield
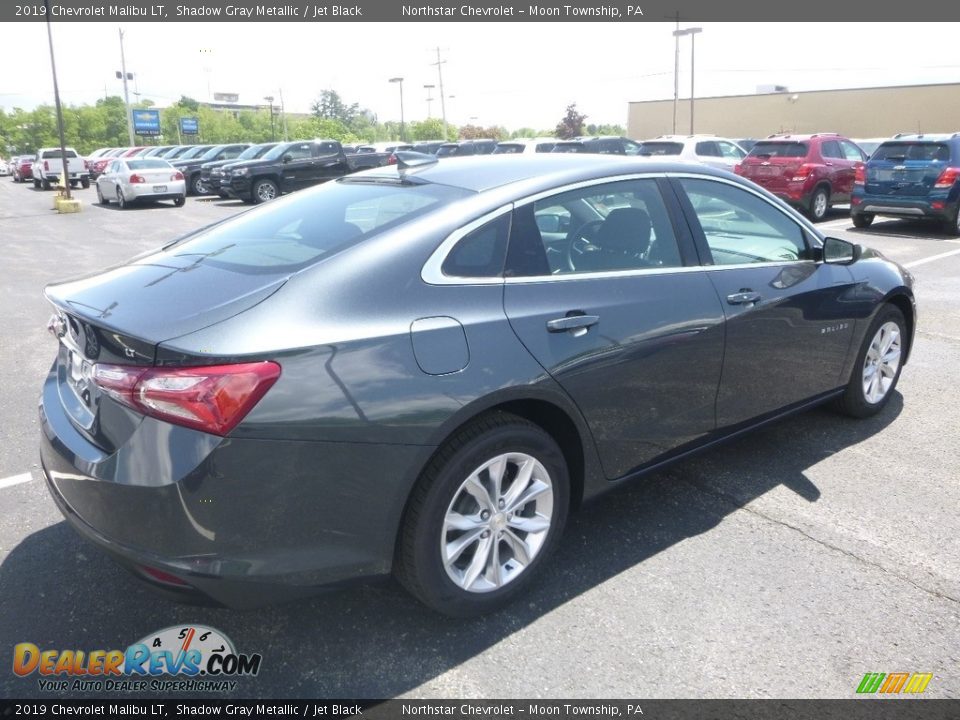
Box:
[640,142,683,156]
[179,145,212,160]
[872,142,951,162]
[748,142,808,158]
[160,179,474,273]
[239,144,276,160]
[262,143,299,161]
[199,145,229,161]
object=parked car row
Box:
[7,149,89,189]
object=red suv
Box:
[735,133,867,221]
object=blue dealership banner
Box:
[132,109,161,137]
[180,117,199,135]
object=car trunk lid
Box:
[45,254,288,452]
[738,142,810,191]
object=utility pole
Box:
[279,88,288,141]
[43,0,70,199]
[118,28,135,145]
[424,84,435,118]
[432,48,448,141]
[689,28,702,134]
[389,77,405,141]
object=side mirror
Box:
[823,236,862,265]
[535,214,562,233]
[282,154,293,164]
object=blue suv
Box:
[851,133,960,235]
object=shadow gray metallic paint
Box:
[39,155,915,607]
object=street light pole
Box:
[117,28,135,146]
[264,95,275,141]
[389,77,405,142]
[42,0,70,199]
[672,26,702,136]
[432,47,448,141]
[424,84,435,119]
[671,13,680,134]
[688,27,702,134]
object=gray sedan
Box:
[95,157,186,209]
[41,154,914,616]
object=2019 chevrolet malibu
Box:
[40,154,915,616]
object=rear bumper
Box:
[126,181,186,201]
[852,193,958,220]
[39,365,427,608]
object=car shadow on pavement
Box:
[849,218,956,240]
[0,396,901,698]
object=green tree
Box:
[555,103,587,139]
[408,118,448,141]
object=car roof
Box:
[355,153,730,194]
[889,133,960,142]
[761,133,844,142]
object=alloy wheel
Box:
[862,321,902,404]
[813,190,828,220]
[256,182,277,202]
[441,452,554,593]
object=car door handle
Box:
[546,314,599,335]
[726,291,761,305]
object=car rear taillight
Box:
[387,153,398,165]
[129,174,145,183]
[172,171,184,181]
[93,361,281,436]
[44,160,49,171]
[138,565,192,588]
[934,167,960,189]
[733,163,742,175]
[854,165,865,186]
[790,164,815,181]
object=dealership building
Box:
[627,82,960,141]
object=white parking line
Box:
[0,472,33,490]
[904,247,960,269]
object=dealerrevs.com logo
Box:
[13,625,262,693]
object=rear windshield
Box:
[159,179,474,273]
[436,145,460,157]
[552,143,587,153]
[493,144,524,154]
[40,149,78,159]
[127,159,172,170]
[872,142,951,162]
[640,142,683,156]
[748,142,808,158]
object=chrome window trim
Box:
[665,171,824,244]
[422,171,822,286]
[421,204,514,286]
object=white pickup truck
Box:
[32,147,90,190]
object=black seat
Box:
[576,207,653,272]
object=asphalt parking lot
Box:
[0,179,958,700]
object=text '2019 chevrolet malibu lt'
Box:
[40,154,915,616]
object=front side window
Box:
[679,178,809,265]
[840,141,865,162]
[717,141,746,160]
[507,179,684,277]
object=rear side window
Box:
[872,142,951,162]
[641,142,683,156]
[160,180,473,273]
[535,143,556,153]
[748,142,808,158]
[821,140,843,159]
[441,214,510,278]
[695,142,721,157]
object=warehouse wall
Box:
[627,83,960,141]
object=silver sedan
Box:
[95,158,186,209]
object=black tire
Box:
[34,179,41,189]
[852,213,874,229]
[117,188,127,210]
[42,179,51,191]
[189,174,204,196]
[217,191,229,199]
[808,186,830,222]
[395,412,570,617]
[81,177,90,189]
[944,206,960,237]
[835,305,907,418]
[173,195,185,207]
[251,178,279,204]
[96,184,108,205]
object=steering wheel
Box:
[564,219,604,272]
